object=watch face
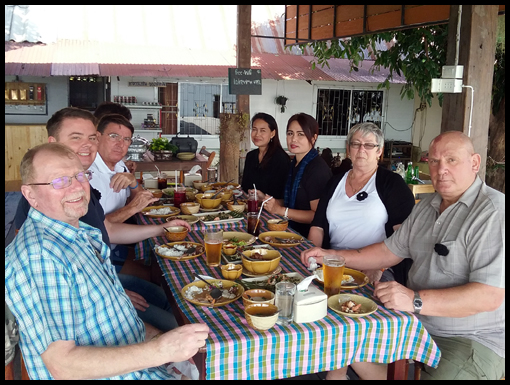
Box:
[414,299,423,307]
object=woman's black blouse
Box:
[241,147,290,199]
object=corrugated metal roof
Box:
[4,5,405,83]
[5,40,405,83]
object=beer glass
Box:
[204,228,223,267]
[323,255,345,297]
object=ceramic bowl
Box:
[222,244,238,256]
[163,187,198,201]
[164,225,189,242]
[242,249,281,274]
[226,200,246,213]
[220,264,243,280]
[242,289,275,307]
[147,188,163,198]
[244,303,279,331]
[218,190,233,202]
[179,202,200,215]
[193,180,209,191]
[195,193,222,209]
[267,219,289,231]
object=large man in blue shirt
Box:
[5,143,209,380]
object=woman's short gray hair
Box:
[347,122,385,148]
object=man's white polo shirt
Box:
[89,153,131,215]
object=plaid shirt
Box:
[5,208,172,380]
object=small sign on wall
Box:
[228,68,262,95]
[128,81,167,87]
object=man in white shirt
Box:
[89,114,157,271]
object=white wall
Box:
[7,75,439,154]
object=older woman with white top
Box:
[308,122,415,285]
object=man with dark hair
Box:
[94,101,132,121]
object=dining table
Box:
[134,207,441,380]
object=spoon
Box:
[195,276,222,299]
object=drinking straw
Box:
[255,196,273,231]
[154,165,160,177]
[253,184,257,199]
[175,170,178,187]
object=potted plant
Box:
[149,137,178,161]
[275,96,288,112]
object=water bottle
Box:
[413,165,420,184]
[405,161,413,184]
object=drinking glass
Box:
[204,228,223,267]
[323,255,346,297]
[157,173,168,190]
[247,190,258,213]
[173,186,187,208]
[275,282,296,326]
[247,212,260,236]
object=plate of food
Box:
[142,205,180,218]
[154,242,205,261]
[314,268,369,289]
[194,210,244,225]
[223,232,256,248]
[181,279,244,307]
[327,294,378,318]
[222,244,274,265]
[241,272,305,292]
[167,215,199,225]
[258,231,305,248]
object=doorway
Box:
[159,83,178,135]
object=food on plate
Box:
[262,235,302,244]
[223,237,248,248]
[340,299,363,314]
[155,243,204,258]
[202,211,244,222]
[241,273,303,292]
[184,282,241,305]
[145,207,176,216]
[342,275,355,284]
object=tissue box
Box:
[293,285,328,323]
[184,173,203,187]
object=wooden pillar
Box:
[236,5,252,172]
[441,5,499,181]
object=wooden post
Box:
[236,5,252,179]
[441,5,499,181]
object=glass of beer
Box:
[247,212,260,236]
[322,255,346,297]
[204,228,223,267]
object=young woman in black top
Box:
[241,112,290,199]
[261,113,332,238]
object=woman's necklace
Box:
[348,168,377,195]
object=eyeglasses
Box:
[107,132,133,145]
[350,142,380,150]
[24,170,93,190]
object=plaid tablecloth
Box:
[135,210,441,380]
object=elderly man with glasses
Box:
[6,143,209,380]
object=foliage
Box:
[149,137,178,153]
[303,26,448,107]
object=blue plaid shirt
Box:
[5,208,172,380]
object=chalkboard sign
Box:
[228,68,262,95]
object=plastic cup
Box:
[204,228,223,267]
[323,255,346,297]
[247,212,260,236]
[173,186,187,208]
[275,282,296,326]
[157,173,168,190]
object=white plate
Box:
[194,210,245,225]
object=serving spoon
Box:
[195,276,222,300]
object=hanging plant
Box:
[275,95,288,112]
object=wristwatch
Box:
[413,291,423,314]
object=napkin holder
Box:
[293,279,328,323]
[184,165,203,187]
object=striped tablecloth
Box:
[134,210,441,380]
